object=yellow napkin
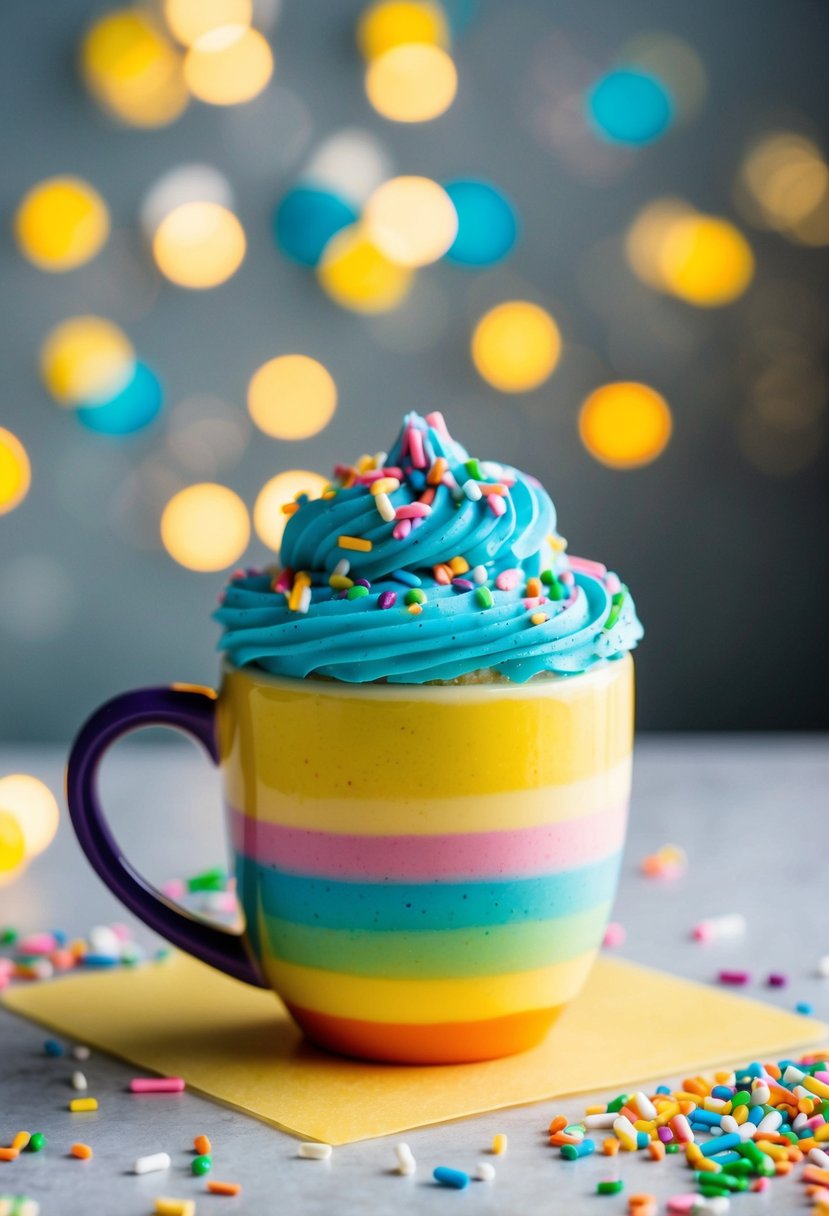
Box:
[4,953,825,1145]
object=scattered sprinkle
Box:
[68,1098,97,1112]
[475,586,494,609]
[492,1133,507,1155]
[72,1071,87,1091]
[717,970,751,985]
[346,585,369,600]
[378,590,397,609]
[298,1142,332,1160]
[129,1077,185,1094]
[192,1154,212,1176]
[404,588,426,606]
[434,1166,469,1189]
[394,1143,416,1175]
[475,1162,496,1181]
[26,1134,45,1153]
[692,915,747,943]
[70,1143,93,1160]
[767,973,788,988]
[796,1001,815,1015]
[134,1153,172,1175]
[471,565,488,584]
[206,1181,242,1196]
[642,844,687,880]
[337,535,372,552]
[597,1178,624,1194]
[43,1039,63,1057]
[603,922,626,949]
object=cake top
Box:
[215,411,642,683]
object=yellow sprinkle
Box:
[492,1133,507,1155]
[449,556,469,575]
[11,1132,30,1151]
[281,502,299,515]
[585,1105,605,1116]
[530,611,548,625]
[696,1158,721,1174]
[407,603,422,615]
[548,533,568,552]
[734,1104,749,1125]
[370,477,400,496]
[356,453,373,472]
[288,573,311,612]
[633,1119,655,1133]
[338,535,372,552]
[69,1097,98,1112]
[328,575,353,590]
[804,1075,829,1101]
[322,490,337,499]
[154,1200,196,1216]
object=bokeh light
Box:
[365,43,457,122]
[304,128,392,206]
[40,316,136,407]
[164,0,253,46]
[140,164,234,238]
[0,774,60,860]
[0,811,25,877]
[357,1,450,61]
[0,429,31,516]
[443,179,517,266]
[625,197,695,289]
[14,176,109,272]
[318,224,413,313]
[247,355,337,439]
[274,186,358,266]
[80,9,188,128]
[737,132,829,241]
[183,24,273,106]
[579,382,672,468]
[587,67,673,145]
[253,469,328,551]
[660,215,754,307]
[621,32,707,124]
[152,201,247,288]
[161,483,250,571]
[471,301,562,392]
[77,362,164,435]
[363,176,458,266]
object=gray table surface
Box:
[1,736,827,1215]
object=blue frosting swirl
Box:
[215,412,643,683]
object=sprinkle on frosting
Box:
[215,412,643,683]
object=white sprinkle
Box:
[809,1147,829,1168]
[693,1198,730,1215]
[634,1091,657,1120]
[471,565,487,584]
[72,1071,88,1091]
[72,1045,91,1061]
[474,1162,496,1181]
[373,451,387,468]
[298,1142,332,1160]
[375,492,396,523]
[14,1201,40,1216]
[756,1110,782,1134]
[719,1115,739,1135]
[133,1151,172,1174]
[584,1113,616,1129]
[394,1142,416,1175]
[89,924,120,958]
[297,586,312,614]
[333,559,350,578]
[783,1064,805,1085]
[792,1112,808,1131]
[749,1083,770,1106]
[462,479,482,502]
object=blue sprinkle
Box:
[655,1085,671,1095]
[391,570,422,587]
[433,1166,469,1189]
[44,1038,63,1057]
[82,954,119,968]
[408,470,426,491]
[796,1001,814,1015]
[635,1131,649,1149]
[711,1085,734,1101]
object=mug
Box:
[67,655,634,1064]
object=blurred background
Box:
[1,0,827,742]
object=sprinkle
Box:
[603,1138,620,1156]
[70,1143,93,1160]
[338,535,373,552]
[281,502,299,515]
[0,1150,19,1162]
[44,1038,63,1057]
[605,572,622,594]
[642,844,687,880]
[408,427,426,468]
[692,915,747,943]
[329,575,353,589]
[391,569,421,587]
[393,519,412,540]
[478,482,508,496]
[375,492,396,522]
[72,1071,87,1091]
[395,502,431,519]
[452,578,474,591]
[817,956,829,978]
[561,1139,596,1160]
[492,1133,507,1155]
[134,1152,172,1174]
[767,973,788,988]
[465,458,483,480]
[525,577,542,597]
[487,493,507,516]
[129,1077,185,1094]
[192,1154,212,1176]
[495,569,520,591]
[462,479,482,501]
[68,1098,97,1112]
[193,1135,212,1156]
[531,612,548,625]
[288,572,311,611]
[603,922,626,948]
[297,585,312,613]
[434,1166,469,1189]
[568,555,608,579]
[298,1142,332,1160]
[346,585,368,600]
[433,563,452,584]
[718,971,750,986]
[425,410,448,434]
[378,591,397,609]
[394,1143,416,1175]
[20,934,57,955]
[475,586,494,609]
[26,1134,46,1154]
[604,593,625,631]
[797,1002,815,1015]
[597,1179,624,1194]
[473,1161,495,1182]
[407,603,422,615]
[207,1181,242,1196]
[332,559,350,577]
[9,1134,27,1153]
[404,588,426,605]
[449,556,469,574]
[153,1199,195,1216]
[427,457,447,485]
[471,565,487,584]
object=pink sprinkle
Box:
[383,466,403,479]
[560,570,575,586]
[395,503,431,519]
[815,1071,829,1085]
[452,579,474,591]
[602,922,626,949]
[355,470,386,483]
[162,879,185,899]
[110,923,131,942]
[0,958,13,977]
[806,1114,826,1128]
[604,572,621,595]
[767,973,788,988]
[129,1076,185,1094]
[667,1197,698,1215]
[751,1178,770,1193]
[523,597,546,610]
[568,555,607,579]
[378,591,397,609]
[487,494,506,517]
[692,923,713,942]
[718,970,751,985]
[408,427,426,468]
[393,519,412,540]
[495,569,520,591]
[425,411,449,436]
[19,934,57,955]
[230,568,246,581]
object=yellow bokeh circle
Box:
[364,175,458,267]
[164,0,252,46]
[357,1,450,61]
[161,483,250,572]
[625,198,694,290]
[0,810,25,875]
[660,215,754,307]
[184,25,273,106]
[40,316,135,407]
[318,225,413,313]
[0,429,31,516]
[471,301,562,393]
[579,382,673,469]
[253,470,328,552]
[152,201,246,289]
[81,9,189,128]
[0,774,60,860]
[248,356,337,440]
[14,177,110,272]
[365,43,457,123]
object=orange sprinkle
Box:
[194,1134,211,1156]
[478,482,507,495]
[70,1142,93,1160]
[696,1158,720,1174]
[766,1063,782,1079]
[774,1159,792,1176]
[682,1079,709,1097]
[433,564,452,585]
[207,1181,242,1197]
[603,1138,620,1156]
[678,1100,696,1115]
[648,1141,665,1161]
[338,535,372,552]
[281,502,299,515]
[407,603,422,615]
[427,458,447,485]
[548,1115,567,1134]
[628,1195,658,1209]
[449,556,469,575]
[804,1165,829,1185]
[0,1148,19,1162]
[11,1133,30,1152]
[525,577,542,597]
[549,1132,582,1146]
[419,487,436,506]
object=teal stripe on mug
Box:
[242,852,622,932]
[259,901,613,978]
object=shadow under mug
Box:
[66,656,634,1064]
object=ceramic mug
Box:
[67,655,634,1064]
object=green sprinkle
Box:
[721,1160,752,1175]
[666,1143,680,1153]
[606,1094,629,1114]
[547,578,565,601]
[464,458,482,480]
[187,867,226,893]
[731,1092,751,1108]
[694,1172,746,1192]
[475,586,494,609]
[346,585,369,600]
[192,1154,212,1176]
[597,1179,623,1195]
[404,588,426,605]
[27,1133,46,1152]
[0,927,18,944]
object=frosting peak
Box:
[215,412,643,683]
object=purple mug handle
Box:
[66,685,266,988]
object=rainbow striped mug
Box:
[67,655,634,1063]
